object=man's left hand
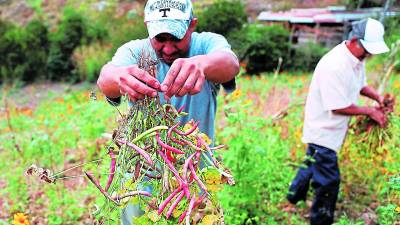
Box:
[161,57,206,99]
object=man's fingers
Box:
[126,66,160,90]
[177,71,198,97]
[120,76,157,98]
[119,82,144,101]
[167,69,190,97]
[162,60,182,92]
[189,73,205,95]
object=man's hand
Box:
[118,65,161,102]
[368,107,387,128]
[378,95,385,108]
[161,57,206,99]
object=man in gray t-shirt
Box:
[96,0,239,223]
[97,0,239,141]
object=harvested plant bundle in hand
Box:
[352,94,396,153]
[27,50,234,225]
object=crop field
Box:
[0,73,399,225]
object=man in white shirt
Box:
[287,18,390,225]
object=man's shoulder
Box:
[315,44,347,72]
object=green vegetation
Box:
[1,72,399,224]
[0,1,399,223]
[196,0,247,37]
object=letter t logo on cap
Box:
[159,8,170,17]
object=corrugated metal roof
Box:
[257,6,399,24]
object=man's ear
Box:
[188,18,198,31]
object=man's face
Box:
[150,32,191,65]
[356,40,372,61]
[149,19,197,65]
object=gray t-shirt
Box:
[110,32,236,140]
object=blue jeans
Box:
[287,144,340,225]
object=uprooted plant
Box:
[26,49,234,224]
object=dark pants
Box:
[287,144,340,225]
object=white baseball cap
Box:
[144,0,193,39]
[349,18,389,54]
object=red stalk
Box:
[156,132,185,154]
[189,161,208,193]
[114,191,152,201]
[158,187,182,215]
[117,139,154,166]
[84,171,119,205]
[105,150,116,192]
[156,150,183,183]
[177,104,185,113]
[173,121,200,136]
[178,193,207,224]
[166,191,185,219]
[185,193,196,225]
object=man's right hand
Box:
[117,65,161,102]
[368,107,387,128]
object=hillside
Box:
[0,0,344,25]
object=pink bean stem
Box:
[156,150,183,183]
[196,193,207,206]
[105,150,116,192]
[158,187,182,215]
[181,182,190,199]
[166,191,185,219]
[178,193,207,224]
[178,210,187,224]
[170,136,187,146]
[210,145,225,150]
[167,122,181,138]
[156,132,185,154]
[189,161,208,193]
[173,121,200,136]
[182,153,195,181]
[193,151,202,170]
[185,193,197,225]
[134,161,141,181]
[192,138,203,169]
[156,150,189,198]
[181,139,204,152]
[117,139,154,166]
[168,123,187,146]
[177,104,185,113]
[114,191,152,201]
[84,171,119,205]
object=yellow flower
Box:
[231,89,242,100]
[183,120,199,135]
[13,213,29,225]
[395,206,400,213]
[147,210,161,222]
[244,99,253,105]
[393,80,400,89]
[202,214,220,225]
[199,133,212,146]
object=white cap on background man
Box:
[349,18,390,54]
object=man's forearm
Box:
[195,51,239,83]
[332,104,373,116]
[97,63,122,98]
[360,86,382,103]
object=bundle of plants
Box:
[351,94,396,154]
[26,50,234,224]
